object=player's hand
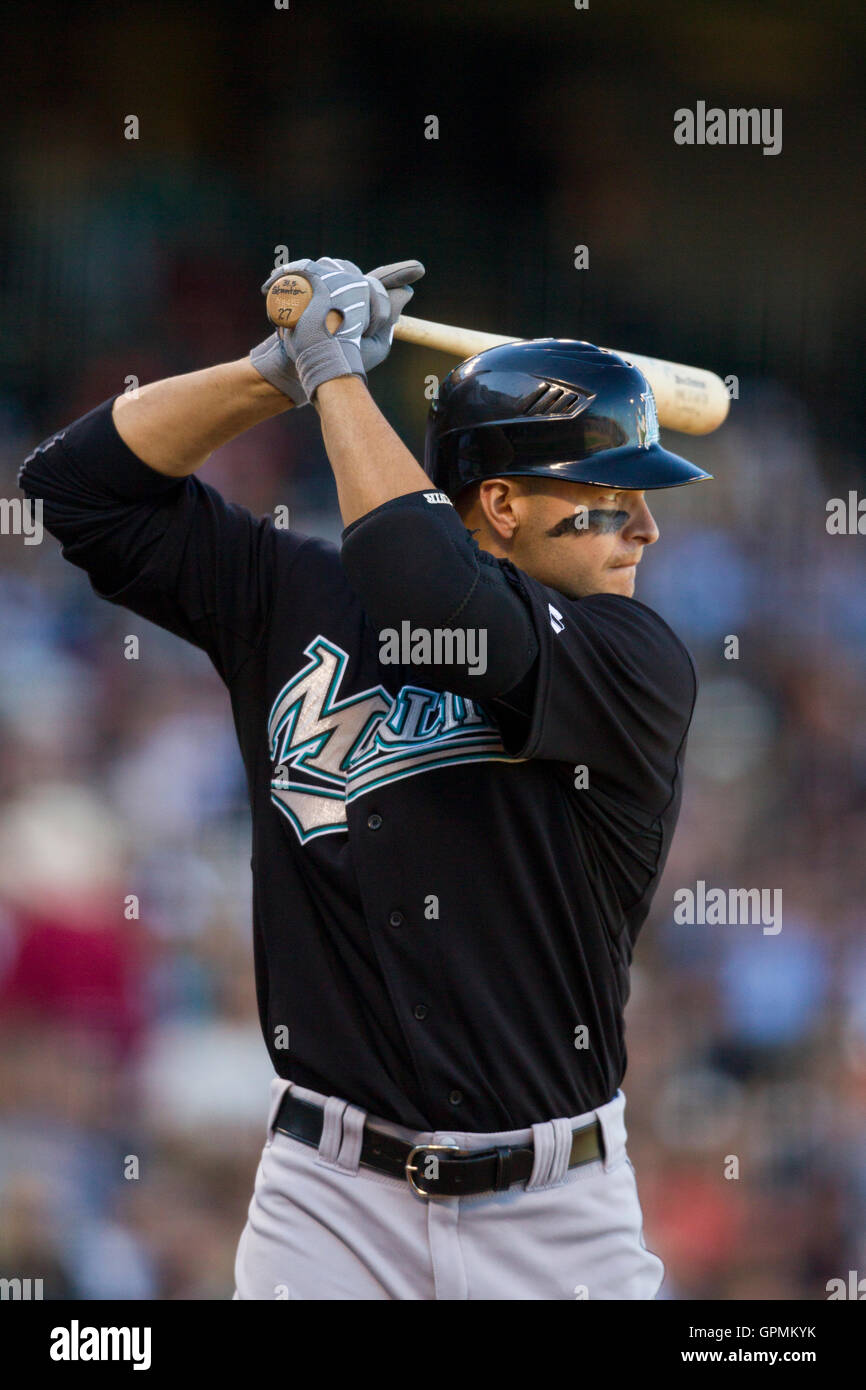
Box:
[249,327,309,407]
[251,257,371,404]
[362,260,425,371]
[250,257,424,406]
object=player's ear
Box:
[492,477,547,541]
[477,479,522,541]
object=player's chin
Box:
[604,564,638,596]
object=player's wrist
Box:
[295,340,366,401]
[312,373,369,413]
[248,342,305,409]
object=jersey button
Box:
[367,813,382,831]
[413,1004,428,1020]
[388,910,404,928]
[449,1090,463,1106]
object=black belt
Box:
[273,1090,605,1199]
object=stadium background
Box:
[1,0,864,1298]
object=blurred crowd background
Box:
[1,0,864,1299]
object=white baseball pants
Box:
[232,1077,665,1301]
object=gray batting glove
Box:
[363,260,425,371]
[249,328,309,407]
[251,257,424,405]
[252,256,370,403]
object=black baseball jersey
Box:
[20,398,697,1132]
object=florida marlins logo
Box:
[268,637,520,842]
[636,389,659,447]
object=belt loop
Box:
[334,1103,366,1175]
[265,1077,292,1148]
[526,1116,572,1191]
[526,1121,554,1190]
[315,1096,348,1167]
[493,1145,513,1192]
[598,1090,628,1172]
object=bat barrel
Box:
[394,316,728,436]
[609,348,730,435]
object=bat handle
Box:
[264,273,343,334]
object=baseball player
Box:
[19,255,711,1300]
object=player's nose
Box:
[624,495,660,546]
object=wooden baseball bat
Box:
[265,273,729,436]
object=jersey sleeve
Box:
[18,396,306,685]
[489,569,698,813]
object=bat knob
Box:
[265,273,342,334]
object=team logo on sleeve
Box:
[267,637,520,843]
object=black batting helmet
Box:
[424,339,713,500]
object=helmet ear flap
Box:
[476,426,516,469]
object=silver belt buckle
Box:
[405,1143,471,1199]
